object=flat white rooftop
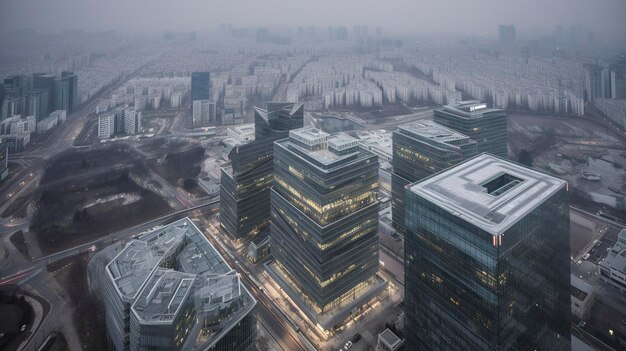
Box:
[440,100,503,118]
[410,154,566,235]
[398,120,473,144]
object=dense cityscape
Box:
[1,1,626,350]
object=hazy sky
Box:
[1,0,625,37]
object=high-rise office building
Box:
[391,120,477,232]
[191,72,210,115]
[192,99,217,127]
[219,102,303,239]
[609,56,626,100]
[61,71,79,112]
[405,154,570,350]
[104,218,256,351]
[268,127,386,329]
[498,25,516,44]
[584,63,610,102]
[434,100,508,159]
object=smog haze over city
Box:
[1,1,626,351]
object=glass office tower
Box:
[191,72,210,101]
[405,154,570,350]
[270,128,380,316]
[434,100,508,159]
[391,120,477,232]
[220,102,303,239]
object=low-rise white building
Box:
[226,123,255,144]
[598,229,626,294]
[37,114,58,134]
[10,115,36,135]
[123,108,142,134]
[570,275,595,320]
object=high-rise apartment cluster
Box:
[220,102,304,239]
[191,72,218,128]
[584,56,626,102]
[0,72,76,151]
[104,218,256,351]
[0,72,78,121]
[97,107,142,139]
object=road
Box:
[200,225,309,351]
[1,199,311,351]
[0,200,218,281]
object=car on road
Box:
[341,341,353,350]
[352,333,361,343]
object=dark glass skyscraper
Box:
[391,120,477,232]
[219,102,304,239]
[32,73,56,113]
[434,101,508,159]
[191,71,210,99]
[269,127,384,328]
[405,154,570,350]
[61,71,79,112]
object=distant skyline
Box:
[1,0,625,38]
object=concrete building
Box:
[378,328,404,351]
[219,102,304,239]
[96,100,110,114]
[0,134,30,152]
[434,101,508,159]
[391,120,477,232]
[104,218,256,351]
[25,89,49,121]
[598,229,626,294]
[0,142,8,181]
[191,72,210,117]
[123,108,141,134]
[192,99,217,128]
[267,127,387,330]
[51,110,67,123]
[32,73,56,113]
[594,98,626,129]
[36,110,66,134]
[571,275,595,320]
[98,112,115,139]
[405,154,570,350]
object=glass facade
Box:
[104,218,257,351]
[219,103,303,239]
[191,72,210,101]
[391,121,477,232]
[405,157,570,351]
[433,103,508,159]
[270,128,380,312]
